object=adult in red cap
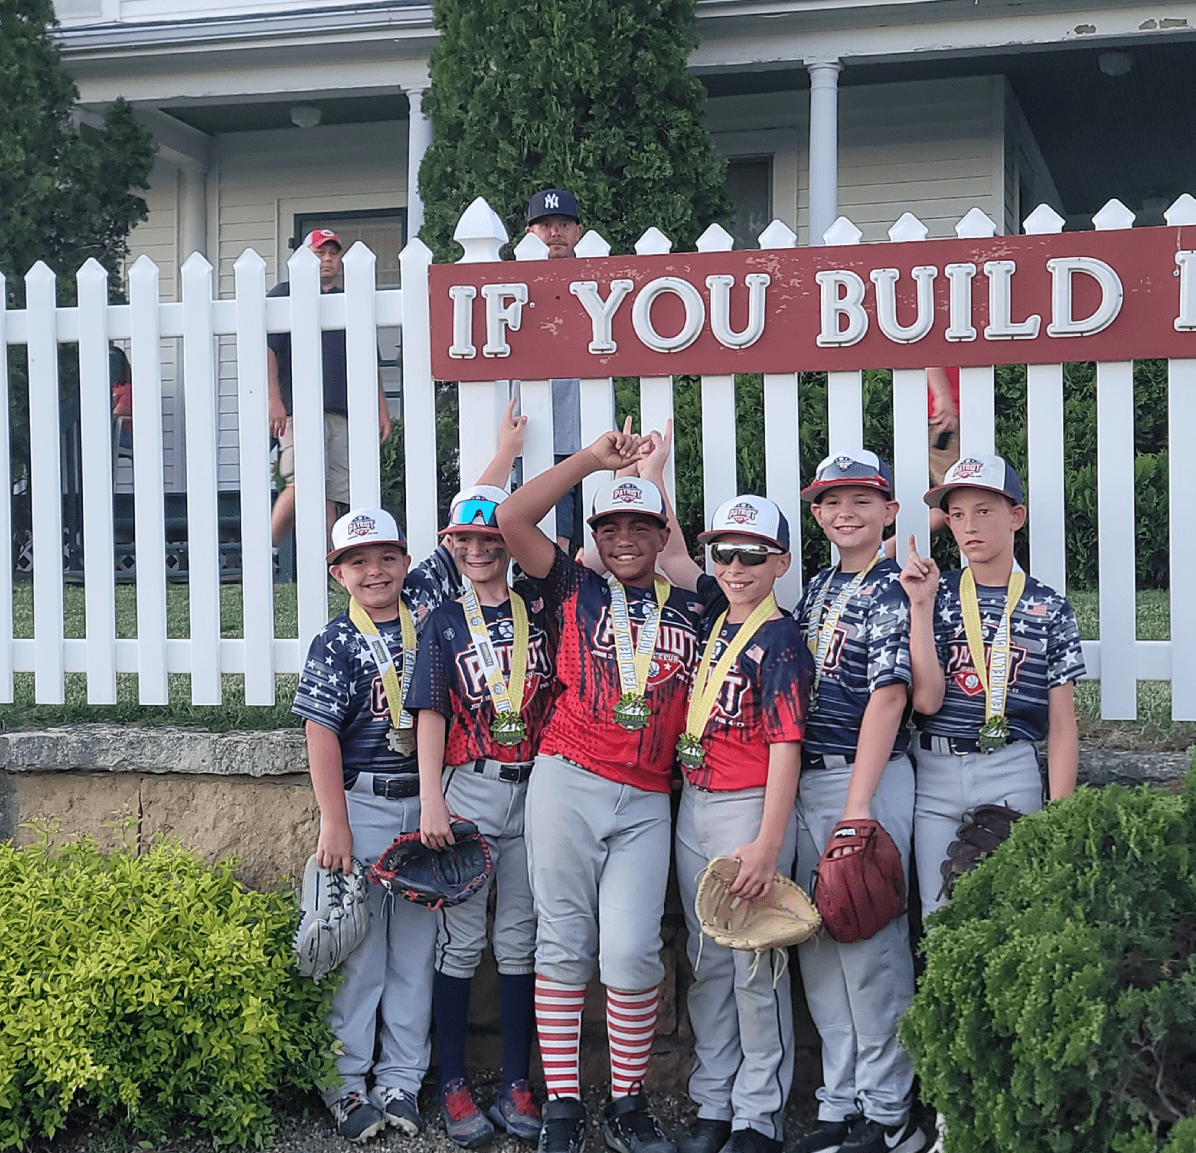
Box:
[267,228,393,548]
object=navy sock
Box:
[499,972,536,1087]
[433,971,472,1089]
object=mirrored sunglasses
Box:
[449,498,500,529]
[709,543,783,567]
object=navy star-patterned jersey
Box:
[917,569,1085,743]
[684,614,812,792]
[407,581,558,765]
[522,548,712,794]
[292,544,462,781]
[795,559,913,760]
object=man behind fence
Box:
[267,228,393,548]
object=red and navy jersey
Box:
[292,544,462,781]
[407,581,558,765]
[918,570,1085,743]
[524,548,709,794]
[684,615,812,792]
[795,559,913,760]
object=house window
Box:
[725,157,773,250]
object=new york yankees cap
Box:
[327,507,406,563]
[304,228,342,251]
[438,484,510,536]
[527,188,580,224]
[587,478,668,528]
[698,494,791,552]
[800,450,894,502]
[924,453,1024,509]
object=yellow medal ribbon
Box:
[349,596,417,736]
[959,565,1026,725]
[607,574,671,700]
[683,594,779,741]
[461,579,530,720]
[806,552,882,700]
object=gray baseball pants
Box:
[524,753,670,989]
[912,737,1044,918]
[675,782,798,1141]
[794,753,916,1127]
[436,761,536,978]
[323,772,437,1105]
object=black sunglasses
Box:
[709,543,783,567]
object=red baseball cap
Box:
[304,229,342,251]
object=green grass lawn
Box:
[2,583,1193,749]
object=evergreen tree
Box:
[420,0,730,260]
[0,0,153,304]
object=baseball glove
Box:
[367,819,493,910]
[293,854,371,982]
[814,819,906,943]
[695,855,821,951]
[938,802,1023,901]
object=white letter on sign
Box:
[480,283,528,357]
[1174,252,1196,331]
[705,273,770,349]
[983,261,1041,339]
[1046,257,1123,337]
[632,277,705,353]
[816,270,868,347]
[449,285,477,359]
[570,279,634,354]
[944,263,977,342]
[870,266,937,344]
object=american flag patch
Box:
[746,645,765,663]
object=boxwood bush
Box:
[0,835,337,1149]
[900,770,1196,1153]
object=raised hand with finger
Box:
[899,534,940,608]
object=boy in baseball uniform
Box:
[793,451,924,1153]
[900,454,1083,1153]
[409,485,558,1147]
[295,412,525,1144]
[496,429,707,1153]
[653,490,812,1153]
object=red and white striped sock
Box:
[534,975,586,1101]
[606,986,658,1097]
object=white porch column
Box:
[405,86,433,241]
[178,161,207,264]
[806,58,842,246]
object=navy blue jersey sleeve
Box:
[519,546,583,616]
[1046,594,1086,688]
[403,542,463,630]
[292,611,356,732]
[408,602,456,717]
[864,567,912,692]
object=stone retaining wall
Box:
[1,725,1188,1094]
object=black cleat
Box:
[676,1119,732,1153]
[539,1097,588,1153]
[602,1093,675,1153]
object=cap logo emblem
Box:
[347,514,376,539]
[953,458,985,480]
[611,482,642,505]
[544,193,560,210]
[727,502,758,525]
[835,455,854,472]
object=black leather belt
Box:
[472,759,533,783]
[919,732,1012,756]
[371,774,420,798]
[801,749,855,771]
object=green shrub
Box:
[900,769,1196,1152]
[0,835,337,1150]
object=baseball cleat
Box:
[725,1129,780,1153]
[488,1079,542,1142]
[676,1118,731,1153]
[441,1079,495,1148]
[793,1116,859,1153]
[602,1092,675,1153]
[540,1097,587,1153]
[839,1117,925,1153]
[369,1084,424,1135]
[330,1090,386,1143]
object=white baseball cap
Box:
[327,507,406,563]
[587,478,668,527]
[801,450,894,502]
[438,484,510,536]
[924,454,1024,510]
[698,495,791,551]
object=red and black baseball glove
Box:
[367,819,493,910]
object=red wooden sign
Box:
[428,226,1196,381]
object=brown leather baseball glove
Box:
[814,818,906,943]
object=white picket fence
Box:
[4,195,1196,719]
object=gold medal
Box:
[387,726,416,756]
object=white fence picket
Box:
[763,372,802,604]
[579,377,616,518]
[892,367,930,558]
[700,375,737,571]
[957,365,995,455]
[399,239,439,560]
[1169,358,1196,719]
[1026,362,1067,594]
[517,379,556,540]
[26,263,65,703]
[233,249,276,705]
[76,259,118,704]
[1096,358,1137,718]
[344,243,383,509]
[638,377,675,502]
[0,273,11,702]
